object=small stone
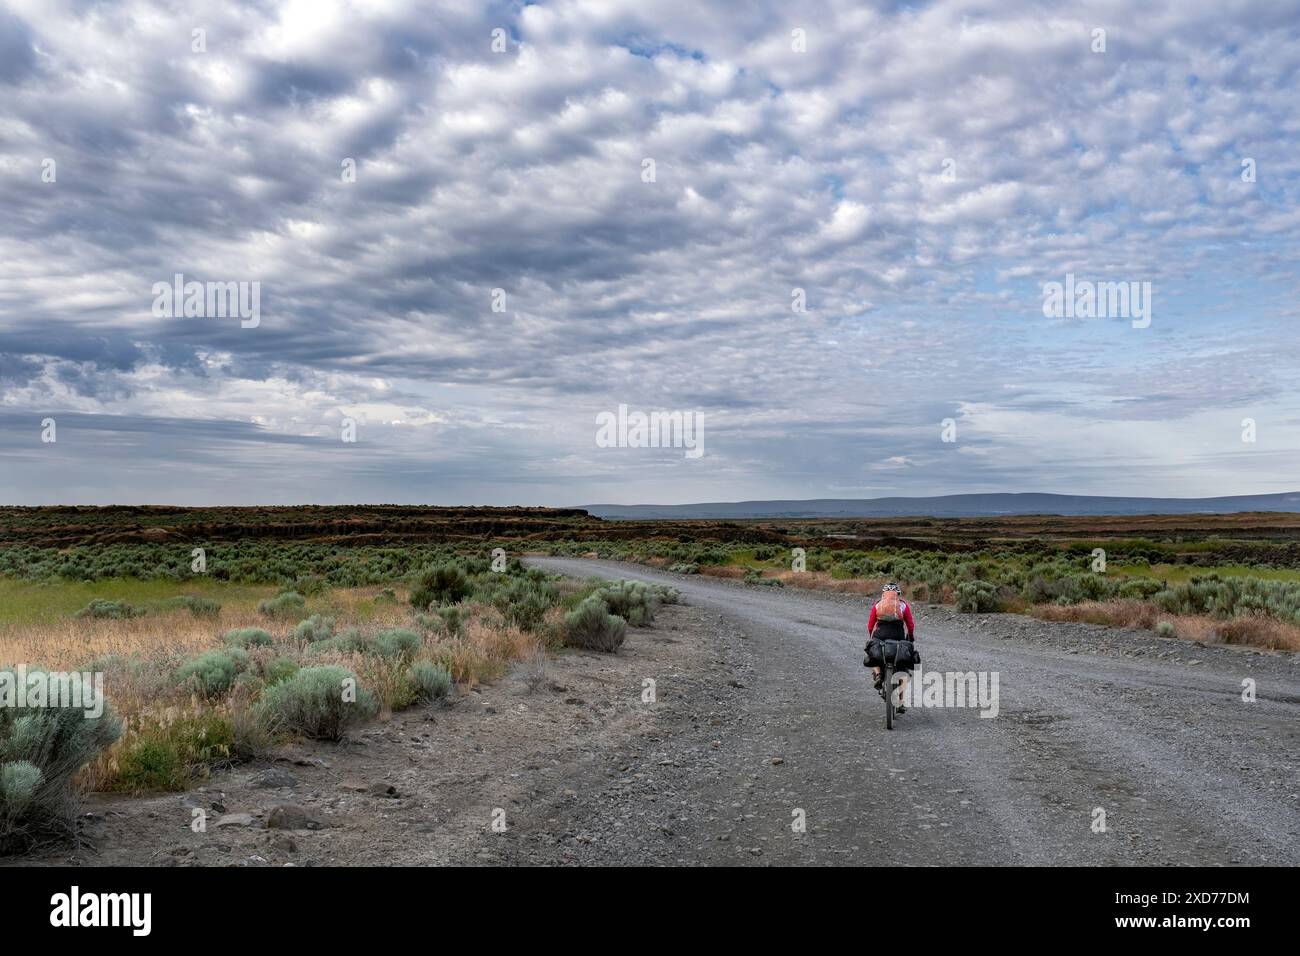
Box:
[770,757,784,766]
[266,804,328,831]
[250,768,300,789]
[367,782,400,798]
[213,813,256,828]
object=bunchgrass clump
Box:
[109,712,235,793]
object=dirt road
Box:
[525,557,1300,865]
[16,557,1298,867]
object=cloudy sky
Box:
[1,0,1298,506]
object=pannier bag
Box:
[866,637,915,669]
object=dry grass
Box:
[435,613,541,689]
[4,583,549,795]
[700,565,745,580]
[771,570,877,594]
[694,562,1298,652]
[1029,600,1300,652]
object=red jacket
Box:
[868,600,915,637]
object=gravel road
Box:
[526,557,1300,866]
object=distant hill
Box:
[583,492,1300,520]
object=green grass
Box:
[0,578,277,627]
[1111,563,1300,585]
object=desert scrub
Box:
[304,627,373,657]
[175,648,251,699]
[595,580,679,625]
[257,665,377,741]
[75,598,141,620]
[0,668,122,851]
[258,591,307,621]
[409,562,471,610]
[470,568,563,632]
[1156,620,1177,638]
[293,614,335,643]
[956,581,1002,613]
[564,595,627,652]
[409,661,453,703]
[222,627,274,648]
[372,628,421,659]
[416,605,463,638]
[262,657,300,687]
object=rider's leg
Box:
[871,666,882,689]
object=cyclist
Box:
[865,583,917,711]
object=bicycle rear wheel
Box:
[884,665,894,730]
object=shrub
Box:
[409,563,470,610]
[509,649,548,694]
[305,627,372,657]
[258,591,307,621]
[257,666,378,741]
[0,669,122,851]
[474,574,560,632]
[372,629,421,660]
[75,599,140,620]
[409,661,453,703]
[157,595,222,619]
[293,614,335,643]
[434,605,463,636]
[292,574,329,596]
[262,657,300,687]
[1156,620,1176,638]
[956,581,1001,613]
[563,595,627,652]
[596,580,664,626]
[175,649,251,699]
[222,627,273,648]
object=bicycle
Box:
[872,638,913,730]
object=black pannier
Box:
[865,637,915,669]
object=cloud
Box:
[0,0,1298,504]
